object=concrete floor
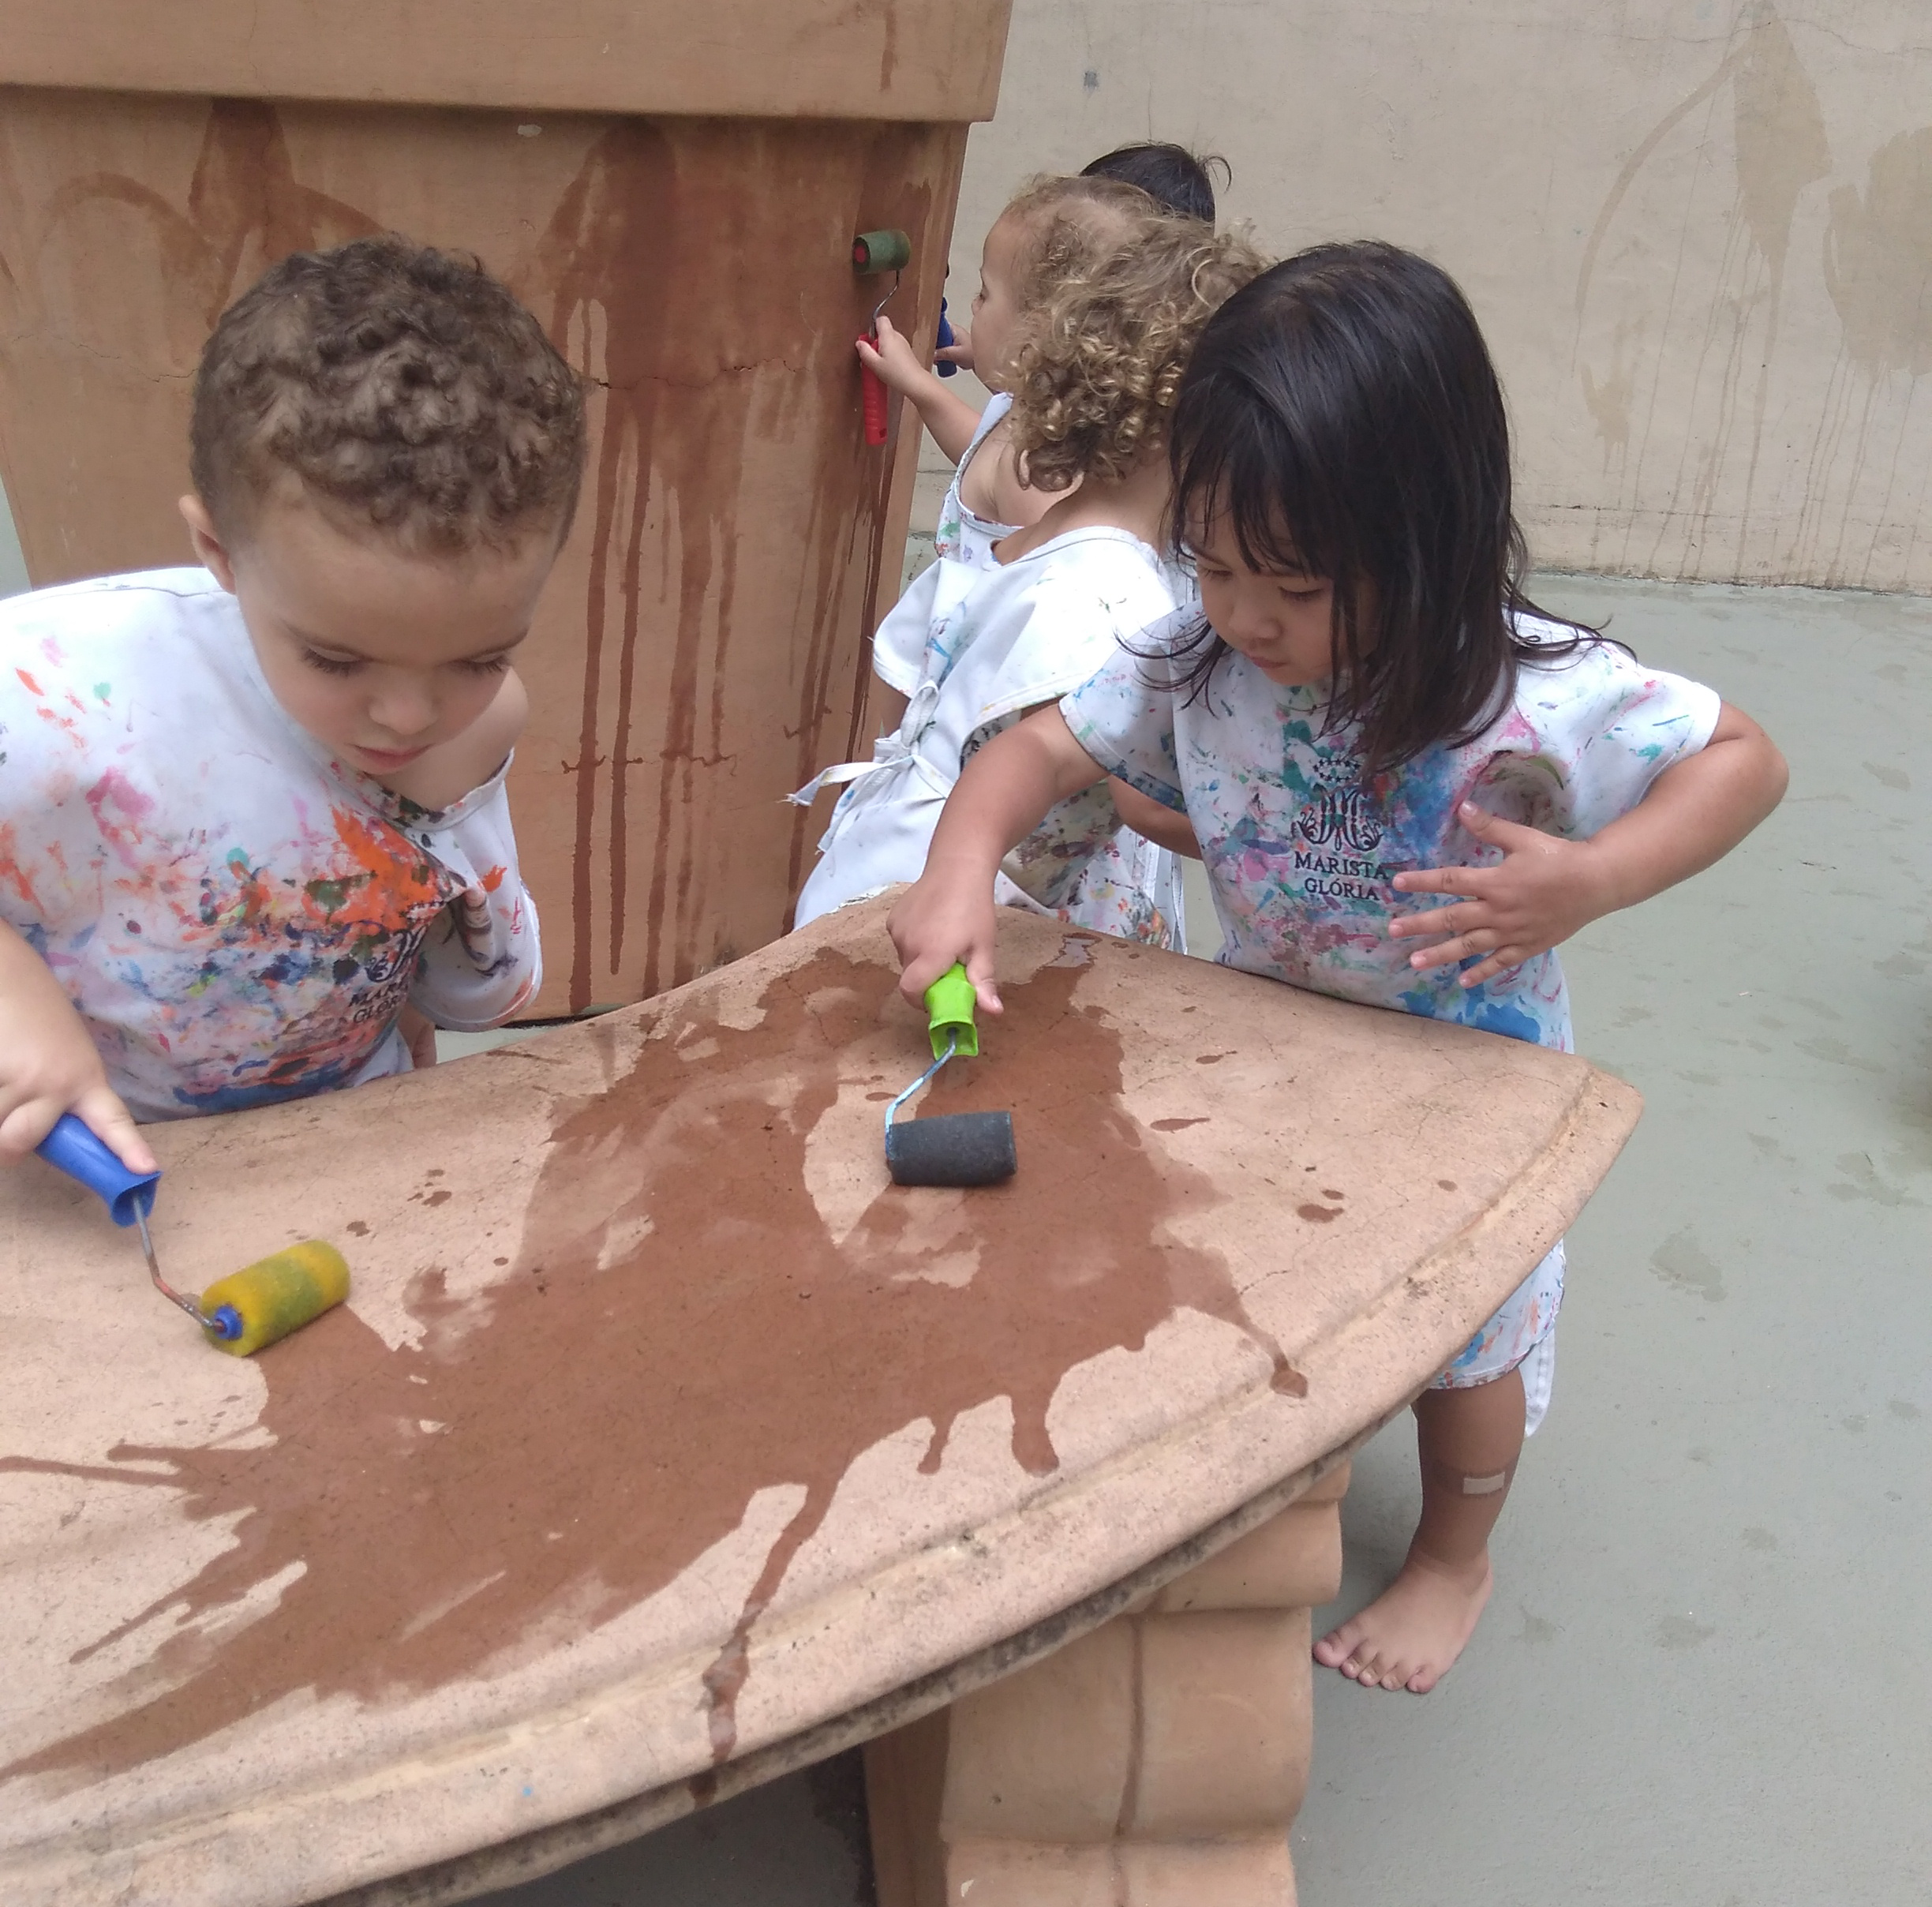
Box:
[5,492,1926,1901]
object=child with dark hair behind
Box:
[1080,141,1227,225]
[887,239,1788,1695]
[0,235,583,1173]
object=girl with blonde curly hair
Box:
[792,181,1264,946]
[863,145,1227,566]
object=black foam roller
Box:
[885,1111,1017,1187]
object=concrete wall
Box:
[942,1,1932,593]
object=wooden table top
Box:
[0,899,1638,1906]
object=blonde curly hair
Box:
[995,178,1267,494]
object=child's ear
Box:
[178,494,238,593]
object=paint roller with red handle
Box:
[853,228,912,448]
[861,353,890,447]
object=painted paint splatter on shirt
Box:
[1064,611,1721,1055]
[1,571,541,1122]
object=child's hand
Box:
[935,324,974,373]
[0,924,154,1171]
[889,870,1003,1017]
[1388,804,1614,988]
[856,316,937,399]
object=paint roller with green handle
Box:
[883,964,1018,1187]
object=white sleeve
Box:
[1059,612,1190,812]
[1496,639,1723,841]
[406,771,543,1030]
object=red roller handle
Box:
[859,341,889,446]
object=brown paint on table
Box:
[2,941,1301,1785]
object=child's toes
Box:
[1312,1622,1360,1669]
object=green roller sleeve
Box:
[925,963,979,1059]
[852,228,912,274]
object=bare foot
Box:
[1313,1549,1492,1693]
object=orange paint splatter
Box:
[0,824,43,909]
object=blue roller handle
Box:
[936,299,958,377]
[36,1113,159,1227]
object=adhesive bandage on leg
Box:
[1426,1459,1518,1498]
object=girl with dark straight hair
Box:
[886,238,1788,1696]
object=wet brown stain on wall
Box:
[1567,3,1932,590]
[36,99,377,340]
[781,131,941,919]
[1573,3,1830,579]
[529,123,678,1010]
[1,945,1298,1785]
[530,120,942,1006]
[1824,126,1932,379]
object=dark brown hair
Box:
[190,234,586,551]
[1080,143,1228,224]
[1163,241,1595,774]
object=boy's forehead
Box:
[234,490,559,652]
[250,486,554,571]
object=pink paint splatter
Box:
[85,770,158,857]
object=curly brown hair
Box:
[997,178,1267,494]
[190,235,586,551]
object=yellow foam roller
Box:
[199,1242,351,1357]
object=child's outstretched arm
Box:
[889,706,1108,1012]
[857,315,986,466]
[1389,702,1788,987]
[0,919,155,1171]
[1112,779,1203,858]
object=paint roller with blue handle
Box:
[35,1112,349,1354]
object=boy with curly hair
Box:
[0,235,584,1174]
[794,180,1264,945]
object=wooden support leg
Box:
[863,1462,1350,1907]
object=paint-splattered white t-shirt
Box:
[0,569,541,1122]
[1063,610,1722,1053]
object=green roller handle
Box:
[925,963,979,1059]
